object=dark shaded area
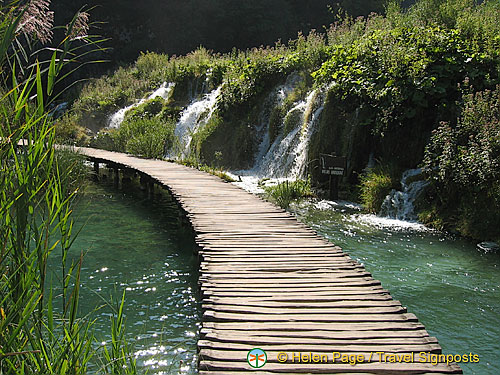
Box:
[53,0,384,67]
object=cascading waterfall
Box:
[246,87,325,179]
[108,82,174,128]
[289,90,325,178]
[251,73,303,165]
[171,86,221,158]
[379,168,429,221]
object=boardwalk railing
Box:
[76,147,462,374]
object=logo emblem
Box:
[247,348,267,368]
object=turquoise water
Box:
[292,200,500,375]
[48,174,500,374]
[51,180,201,374]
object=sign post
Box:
[320,154,346,200]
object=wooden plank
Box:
[204,297,399,307]
[202,321,427,332]
[200,328,433,340]
[198,340,443,353]
[202,304,406,315]
[204,311,419,322]
[201,330,437,343]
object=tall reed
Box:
[1,2,135,374]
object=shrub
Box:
[120,117,175,158]
[264,179,313,209]
[423,85,500,239]
[135,51,170,82]
[359,166,399,213]
[73,67,150,115]
[90,129,118,151]
[54,113,89,145]
[124,97,165,122]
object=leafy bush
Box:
[423,86,500,239]
[135,51,170,83]
[313,23,499,134]
[54,113,89,145]
[118,117,175,158]
[73,67,151,115]
[124,97,165,122]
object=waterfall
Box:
[379,169,429,221]
[171,86,221,158]
[107,82,174,128]
[246,88,325,178]
[250,73,304,166]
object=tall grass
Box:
[264,179,313,209]
[359,163,401,213]
[0,2,136,374]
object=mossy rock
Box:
[79,109,111,133]
[307,92,372,186]
[159,105,183,122]
[124,97,164,122]
[193,116,256,169]
[268,105,284,144]
[170,75,210,105]
[283,106,303,136]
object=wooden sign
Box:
[320,154,346,176]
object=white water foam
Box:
[294,199,431,231]
[249,73,304,169]
[380,168,429,221]
[235,87,325,180]
[355,214,432,232]
[172,86,221,158]
[313,199,363,211]
[108,82,174,129]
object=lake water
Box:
[291,199,500,375]
[52,174,499,374]
[55,180,201,374]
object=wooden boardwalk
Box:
[76,147,462,374]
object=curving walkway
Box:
[76,147,462,374]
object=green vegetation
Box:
[59,32,332,167]
[310,0,500,181]
[264,179,313,209]
[0,2,135,373]
[88,95,177,159]
[92,117,176,159]
[359,165,400,213]
[422,86,500,240]
[58,0,500,240]
[179,158,236,183]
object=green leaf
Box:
[47,51,57,96]
[48,288,54,333]
[36,62,44,117]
